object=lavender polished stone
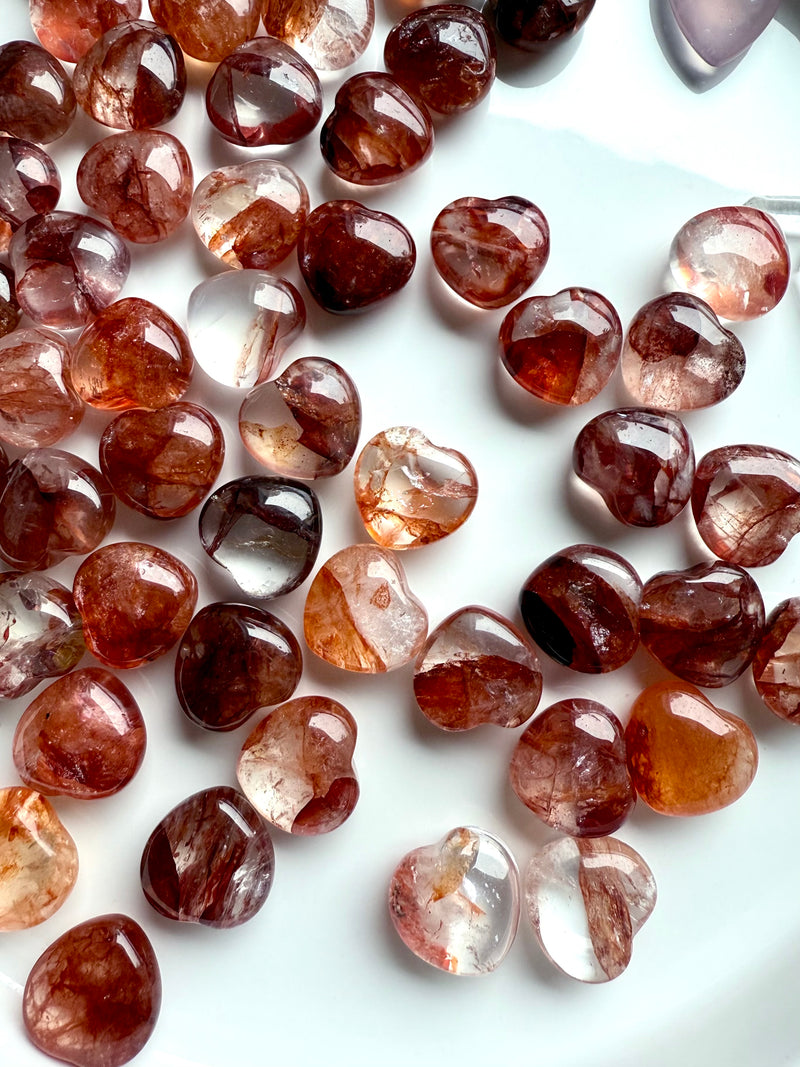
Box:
[668,0,780,66]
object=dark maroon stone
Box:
[0,41,76,144]
[494,0,596,50]
[175,602,302,731]
[0,137,60,231]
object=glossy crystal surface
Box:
[668,0,782,67]
[0,40,76,143]
[0,327,83,448]
[494,0,596,50]
[150,0,260,61]
[0,136,60,230]
[752,598,800,724]
[29,0,143,62]
[260,0,375,70]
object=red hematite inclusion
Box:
[30,0,143,63]
[0,40,76,143]
[752,598,800,724]
[0,327,83,449]
[150,0,261,61]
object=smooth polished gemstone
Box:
[0,137,60,231]
[494,0,596,50]
[199,476,322,599]
[0,573,85,700]
[0,41,76,143]
[23,914,161,1067]
[298,199,415,313]
[499,288,622,405]
[0,449,115,571]
[692,444,800,567]
[0,328,82,448]
[670,206,789,321]
[30,0,143,62]
[413,606,542,730]
[431,196,549,310]
[99,403,224,519]
[0,263,20,337]
[13,668,145,798]
[150,0,260,61]
[192,160,308,271]
[669,0,781,67]
[141,787,275,926]
[626,681,758,816]
[77,130,193,243]
[0,787,78,931]
[573,407,695,527]
[175,602,302,731]
[510,699,634,836]
[9,211,130,330]
[304,544,427,672]
[354,426,478,549]
[187,271,305,389]
[520,544,641,673]
[621,293,745,410]
[384,6,496,114]
[237,696,359,834]
[73,542,198,668]
[260,0,375,70]
[74,20,187,130]
[206,38,322,147]
[640,561,765,687]
[752,599,800,724]
[240,357,361,479]
[525,836,656,983]
[320,73,433,186]
[72,297,193,410]
[389,826,520,975]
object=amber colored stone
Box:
[510,699,634,836]
[0,786,78,931]
[354,426,478,549]
[0,328,83,448]
[320,72,434,186]
[199,476,322,599]
[0,263,20,337]
[73,20,187,130]
[304,543,428,672]
[621,293,745,410]
[30,0,143,62]
[298,200,416,313]
[175,602,302,731]
[140,786,275,926]
[431,196,549,310]
[13,668,145,799]
[192,160,309,271]
[500,288,622,405]
[692,444,800,567]
[73,541,198,669]
[573,407,695,527]
[493,0,596,50]
[0,41,76,144]
[625,681,758,816]
[752,599,800,724]
[23,914,161,1067]
[150,0,260,61]
[260,0,375,70]
[413,605,542,730]
[206,37,322,147]
[640,561,764,688]
[72,297,193,410]
[239,357,362,479]
[0,448,116,571]
[670,205,789,321]
[9,211,130,331]
[237,696,359,834]
[99,403,224,519]
[384,6,496,114]
[520,543,641,673]
[77,130,193,244]
[0,137,60,232]
[0,572,85,700]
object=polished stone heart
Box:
[668,0,780,67]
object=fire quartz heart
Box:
[524,836,656,983]
[150,0,260,61]
[668,0,781,67]
[752,598,800,725]
[389,826,520,975]
[236,696,359,834]
[29,0,143,63]
[691,444,800,567]
[0,137,60,232]
[23,913,161,1067]
[509,698,635,837]
[0,40,76,143]
[0,264,20,335]
[493,0,596,51]
[0,327,83,448]
[431,196,549,309]
[621,293,745,409]
[669,205,789,321]
[625,681,758,816]
[573,407,694,527]
[259,0,375,71]
[413,605,542,730]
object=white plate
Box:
[2,2,800,1065]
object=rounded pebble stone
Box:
[29,0,143,63]
[150,0,261,61]
[0,136,61,231]
[0,327,83,449]
[0,40,76,143]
